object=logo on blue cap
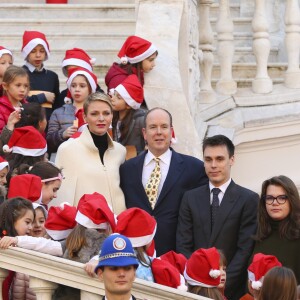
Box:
[113,237,126,250]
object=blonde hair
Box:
[83,92,113,115]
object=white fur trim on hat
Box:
[178,274,188,291]
[6,145,47,156]
[0,161,9,171]
[128,224,157,247]
[75,210,108,229]
[32,203,48,217]
[46,228,73,241]
[115,84,141,110]
[128,44,157,64]
[0,49,12,58]
[67,70,97,93]
[62,58,93,72]
[22,38,50,60]
[183,267,216,288]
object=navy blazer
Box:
[176,180,259,300]
[120,149,208,256]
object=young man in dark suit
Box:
[120,107,208,256]
[176,134,259,300]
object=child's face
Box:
[30,208,46,237]
[42,179,61,206]
[14,209,34,236]
[141,53,157,73]
[70,75,90,104]
[3,75,29,104]
[0,167,8,186]
[218,264,227,289]
[0,54,13,79]
[111,91,129,112]
[27,45,46,69]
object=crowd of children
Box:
[0,31,299,300]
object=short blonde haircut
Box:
[83,92,113,115]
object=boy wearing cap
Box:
[95,234,139,300]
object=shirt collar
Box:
[25,61,44,73]
[209,178,232,194]
[144,148,172,166]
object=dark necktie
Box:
[211,188,221,229]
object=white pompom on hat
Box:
[248,253,282,290]
[115,74,144,110]
[117,35,157,64]
[115,207,156,248]
[75,192,116,231]
[45,202,77,240]
[184,247,221,287]
[61,48,95,77]
[3,126,47,156]
[0,46,13,60]
[21,30,50,60]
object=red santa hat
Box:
[0,156,9,171]
[75,108,86,132]
[45,202,77,240]
[75,192,116,231]
[152,258,187,291]
[65,67,97,104]
[114,74,144,109]
[62,48,95,76]
[115,207,156,247]
[248,253,282,290]
[3,126,47,156]
[22,30,50,60]
[118,35,157,64]
[8,174,42,203]
[146,239,156,258]
[160,251,187,275]
[184,247,221,287]
[0,46,13,59]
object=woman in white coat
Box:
[53,92,126,214]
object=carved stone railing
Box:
[0,247,210,300]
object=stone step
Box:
[210,2,241,18]
[0,4,135,19]
[0,19,135,34]
[4,0,135,3]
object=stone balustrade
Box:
[0,247,210,300]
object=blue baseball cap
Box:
[94,234,139,273]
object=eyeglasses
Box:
[264,195,288,205]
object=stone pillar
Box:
[284,0,300,88]
[252,0,273,93]
[29,277,58,300]
[216,0,237,95]
[198,0,216,103]
[0,268,8,299]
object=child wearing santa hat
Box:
[21,30,60,126]
[111,74,146,155]
[184,247,224,300]
[105,35,158,98]
[0,46,13,97]
[115,207,156,282]
[55,48,104,108]
[46,67,98,157]
[0,157,9,202]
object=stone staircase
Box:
[0,0,136,90]
[210,0,287,88]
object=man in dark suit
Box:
[120,107,208,256]
[176,135,258,300]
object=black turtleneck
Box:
[90,131,108,164]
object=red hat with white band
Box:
[0,46,13,59]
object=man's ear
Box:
[230,155,235,166]
[97,269,104,281]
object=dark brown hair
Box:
[188,285,224,300]
[0,197,34,237]
[202,135,235,157]
[255,175,300,241]
[258,267,297,300]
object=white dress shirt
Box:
[209,178,232,205]
[142,149,172,198]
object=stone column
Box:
[284,0,300,88]
[198,0,216,103]
[0,268,8,299]
[252,0,273,93]
[216,0,237,95]
[29,277,58,300]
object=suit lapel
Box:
[155,150,184,208]
[200,186,212,244]
[209,181,238,245]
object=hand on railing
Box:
[0,236,18,249]
[84,258,98,278]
